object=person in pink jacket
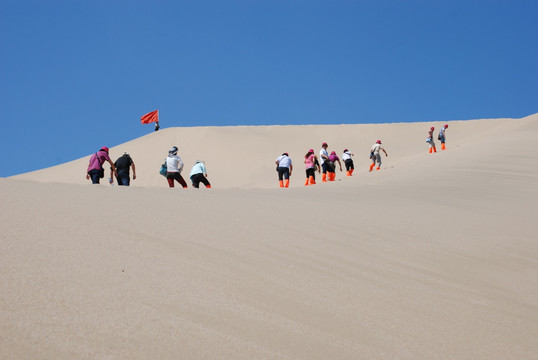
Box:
[304,149,318,186]
[86,146,117,184]
[326,151,343,181]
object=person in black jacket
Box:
[113,152,136,186]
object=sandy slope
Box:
[1,114,537,359]
[10,115,529,189]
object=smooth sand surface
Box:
[2,114,537,359]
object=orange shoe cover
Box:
[304,178,309,186]
[322,173,327,182]
[346,171,351,177]
[206,185,211,188]
[441,143,446,150]
[284,179,289,188]
[433,146,437,153]
[309,176,316,185]
[376,167,380,170]
[429,147,432,153]
[369,163,375,172]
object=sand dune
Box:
[1,114,538,359]
[10,115,530,189]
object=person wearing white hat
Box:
[190,160,211,188]
[165,146,188,188]
[342,149,354,176]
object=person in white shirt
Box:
[275,152,293,188]
[342,149,354,176]
[319,142,330,182]
[369,140,388,172]
[166,146,188,188]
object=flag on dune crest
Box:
[141,110,159,124]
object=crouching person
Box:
[190,160,211,188]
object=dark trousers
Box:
[166,172,188,188]
[116,170,130,186]
[277,167,290,181]
[344,159,354,171]
[88,169,102,184]
[190,173,211,188]
[306,168,316,180]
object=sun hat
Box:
[282,152,289,156]
[169,146,178,155]
[445,124,449,128]
[100,146,109,153]
[376,140,381,144]
[309,149,314,153]
[330,151,336,155]
[322,142,328,146]
[431,126,435,130]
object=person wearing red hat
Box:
[86,146,117,184]
[304,149,318,186]
[319,142,330,182]
[327,151,343,181]
[427,126,437,153]
[275,152,293,188]
[369,140,388,172]
[439,124,448,150]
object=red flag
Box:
[141,110,159,124]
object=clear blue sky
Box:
[1,0,536,177]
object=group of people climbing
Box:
[162,146,211,189]
[86,147,137,186]
[87,125,448,189]
[86,145,211,189]
[426,124,449,153]
[276,124,449,188]
[275,140,387,188]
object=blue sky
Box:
[1,0,536,177]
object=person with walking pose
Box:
[86,146,117,184]
[326,151,343,181]
[427,126,437,153]
[304,149,317,186]
[342,149,354,176]
[275,153,293,188]
[369,140,388,172]
[113,152,136,186]
[319,142,330,182]
[439,124,448,150]
[166,146,188,188]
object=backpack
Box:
[159,158,167,177]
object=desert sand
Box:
[1,114,537,359]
